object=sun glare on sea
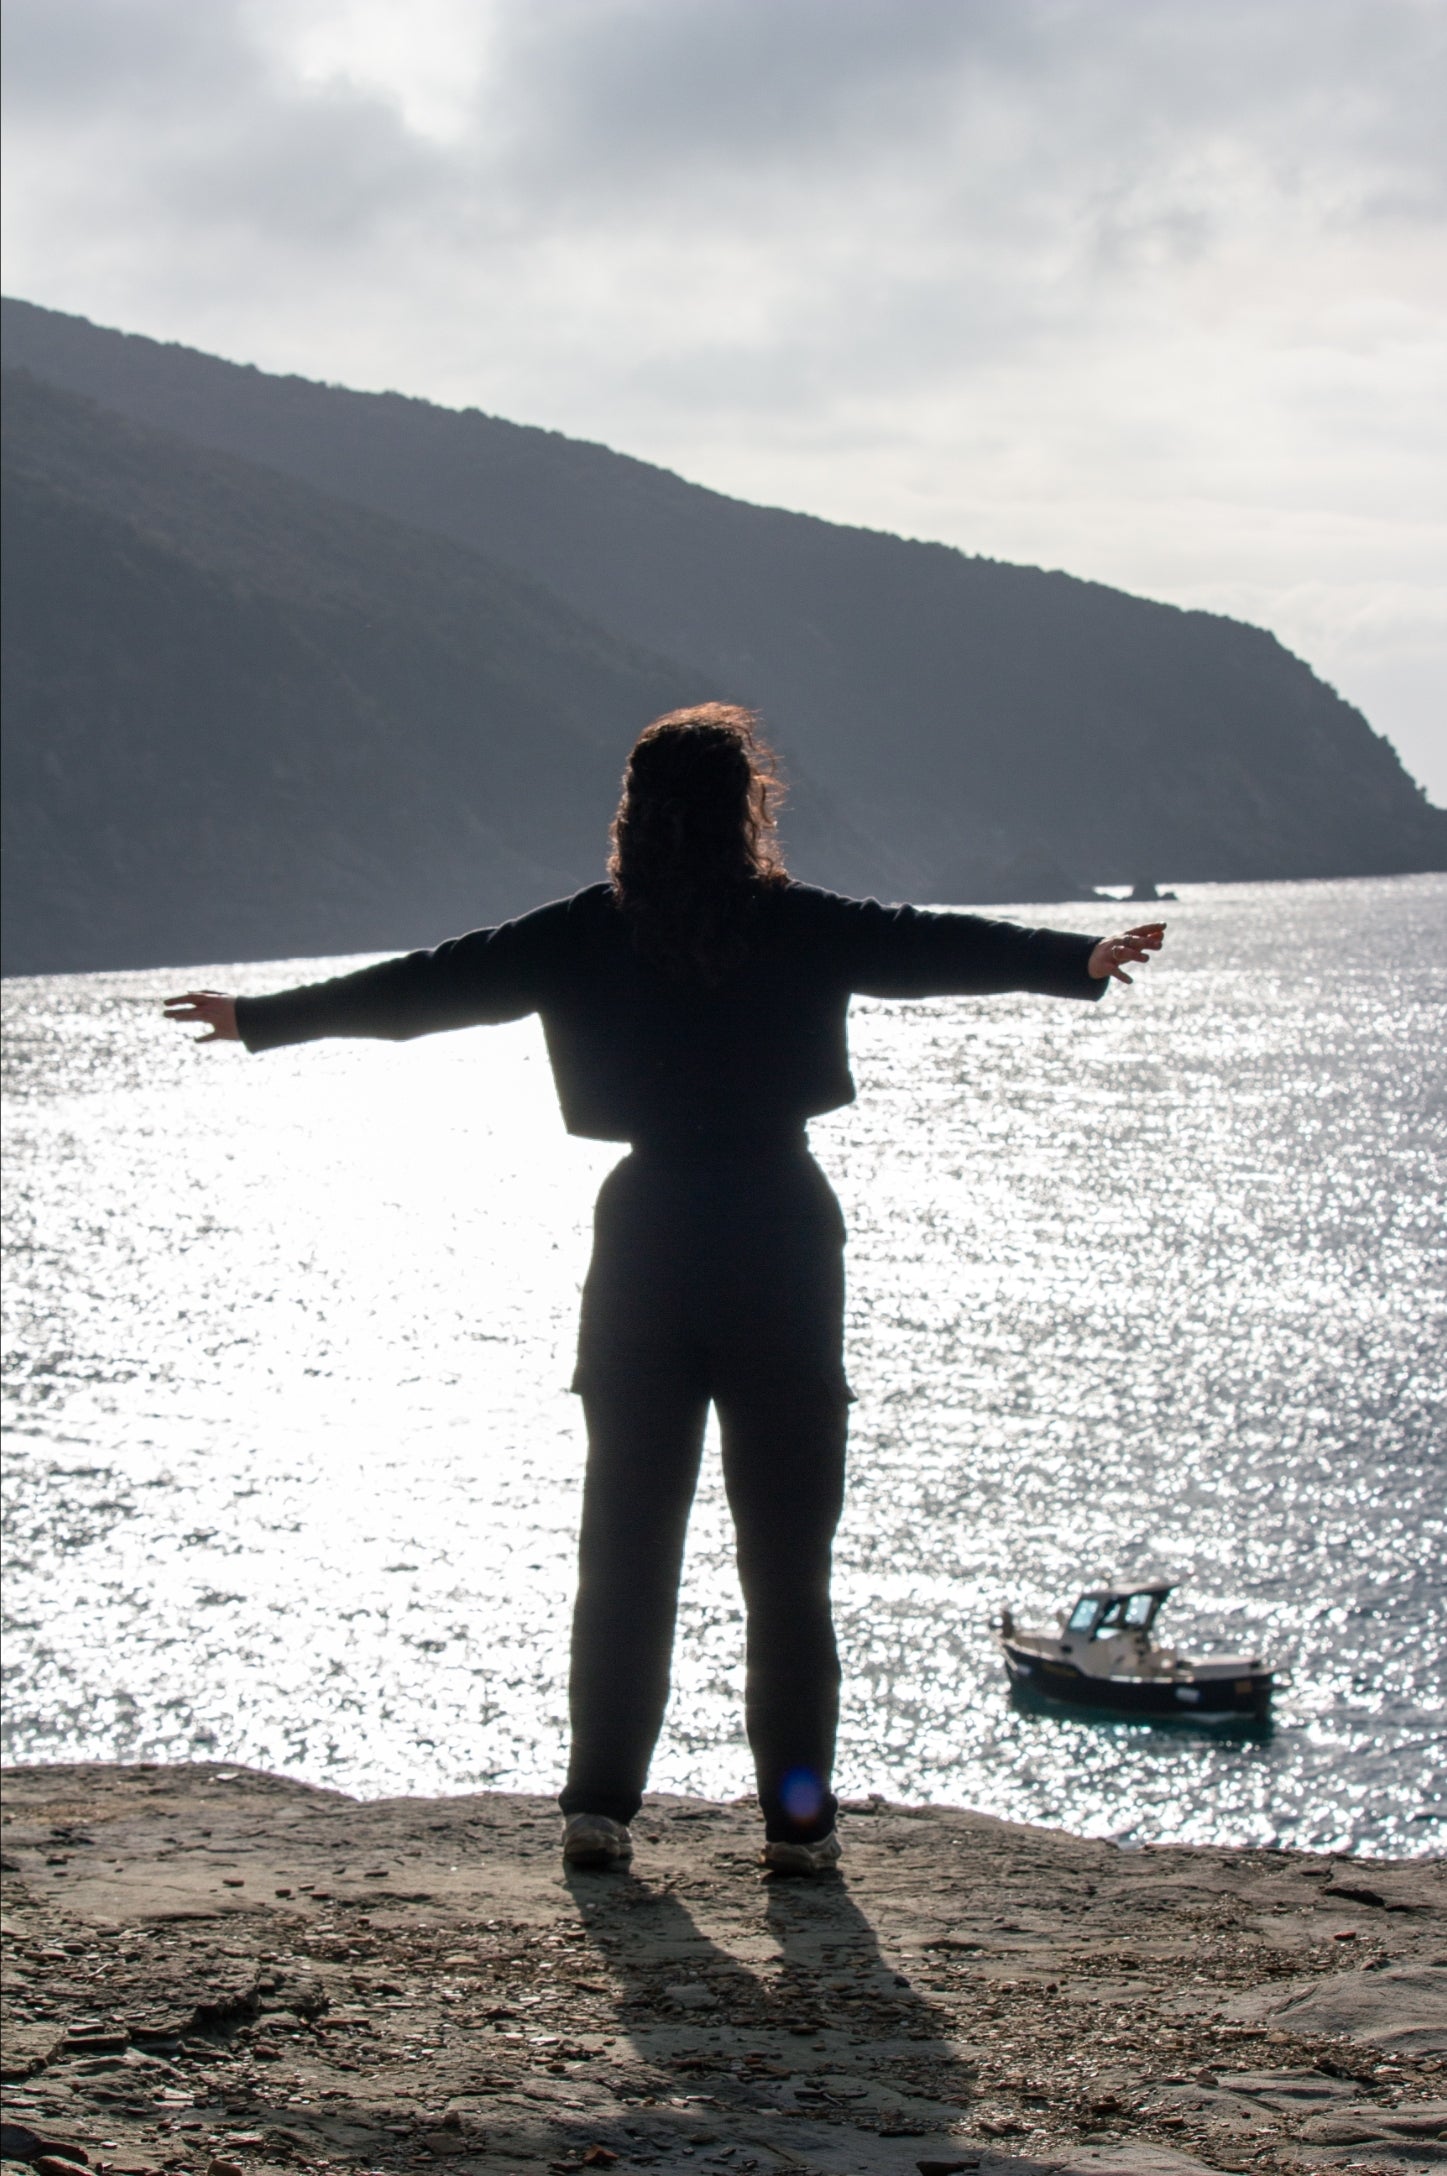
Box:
[3,878,1444,1855]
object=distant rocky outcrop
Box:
[3,296,1443,972]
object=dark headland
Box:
[2,1764,1443,2176]
[3,296,1444,977]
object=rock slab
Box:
[2,1764,1444,2176]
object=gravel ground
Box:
[1,1765,1443,2176]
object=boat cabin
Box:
[1064,1582,1173,1640]
[999,1578,1274,1719]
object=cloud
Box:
[3,0,1445,791]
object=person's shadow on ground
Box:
[565,1855,982,2150]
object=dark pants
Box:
[561,1140,850,1843]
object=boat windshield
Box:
[1068,1590,1165,1638]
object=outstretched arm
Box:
[160,896,575,1055]
[164,991,239,1043]
[836,891,1166,1002]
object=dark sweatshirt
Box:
[236,881,1106,1146]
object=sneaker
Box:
[761,1830,842,1876]
[562,1813,634,1869]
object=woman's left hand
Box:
[1088,923,1166,984]
[164,990,240,1042]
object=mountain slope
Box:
[1,370,710,973]
[5,293,1442,897]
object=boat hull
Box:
[1001,1640,1273,1721]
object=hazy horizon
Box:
[3,0,1443,798]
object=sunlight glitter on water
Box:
[3,876,1444,1853]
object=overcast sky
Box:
[4,0,1444,796]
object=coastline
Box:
[1,1766,1442,2176]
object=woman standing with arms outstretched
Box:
[167,706,1163,1875]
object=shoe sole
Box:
[762,1844,841,1876]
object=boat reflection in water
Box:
[999,1582,1280,1725]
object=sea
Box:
[3,875,1444,1857]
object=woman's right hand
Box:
[1088,924,1166,984]
[164,991,240,1044]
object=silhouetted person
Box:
[166,705,1164,1873]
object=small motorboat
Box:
[998,1581,1277,1721]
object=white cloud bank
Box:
[4,0,1444,793]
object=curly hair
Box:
[609,704,788,978]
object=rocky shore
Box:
[2,1766,1443,2176]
